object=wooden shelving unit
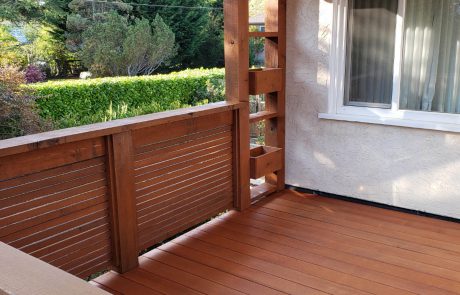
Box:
[223,0,285,206]
[248,0,286,201]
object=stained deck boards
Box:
[93,190,460,295]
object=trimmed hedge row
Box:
[29,68,225,128]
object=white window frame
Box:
[319,0,460,133]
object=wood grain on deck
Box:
[94,190,460,295]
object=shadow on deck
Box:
[92,190,460,295]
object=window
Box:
[322,0,460,132]
[345,0,398,108]
[400,0,460,113]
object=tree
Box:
[0,0,77,76]
[131,0,224,69]
[123,15,177,76]
[0,0,42,23]
[65,0,132,52]
[190,0,224,68]
[0,25,26,67]
[80,12,177,77]
[79,12,127,76]
[22,24,74,77]
[0,0,71,28]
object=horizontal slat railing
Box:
[0,102,242,277]
[133,110,235,250]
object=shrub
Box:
[0,66,52,139]
[29,68,225,128]
[25,65,46,83]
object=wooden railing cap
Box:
[0,102,243,158]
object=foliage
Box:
[68,0,132,18]
[0,22,75,77]
[249,30,265,67]
[1,0,227,78]
[192,0,224,68]
[65,0,132,52]
[131,0,224,69]
[248,0,265,68]
[78,12,128,76]
[25,65,46,83]
[78,12,176,77]
[0,25,27,67]
[249,0,265,17]
[23,24,75,77]
[122,15,177,75]
[0,0,75,26]
[0,0,42,23]
[29,68,225,128]
[0,66,52,139]
[194,74,225,105]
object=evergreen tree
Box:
[131,0,224,69]
[0,0,42,23]
[80,12,176,76]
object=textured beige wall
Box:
[286,0,460,219]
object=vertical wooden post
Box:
[224,0,251,210]
[264,0,286,191]
[106,131,139,273]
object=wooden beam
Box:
[249,31,279,39]
[106,131,139,273]
[249,110,278,123]
[224,0,251,211]
[224,0,249,103]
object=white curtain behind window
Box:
[400,0,460,113]
[345,0,398,106]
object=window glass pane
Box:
[400,0,460,113]
[345,0,398,107]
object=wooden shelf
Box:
[250,145,283,179]
[251,183,277,203]
[248,68,283,95]
[249,111,278,123]
[249,31,278,38]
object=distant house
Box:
[249,14,265,32]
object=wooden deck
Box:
[92,189,460,295]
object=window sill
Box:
[318,112,460,133]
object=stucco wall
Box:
[285,0,460,219]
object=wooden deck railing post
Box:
[224,0,251,211]
[106,131,139,273]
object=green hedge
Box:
[29,68,225,128]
